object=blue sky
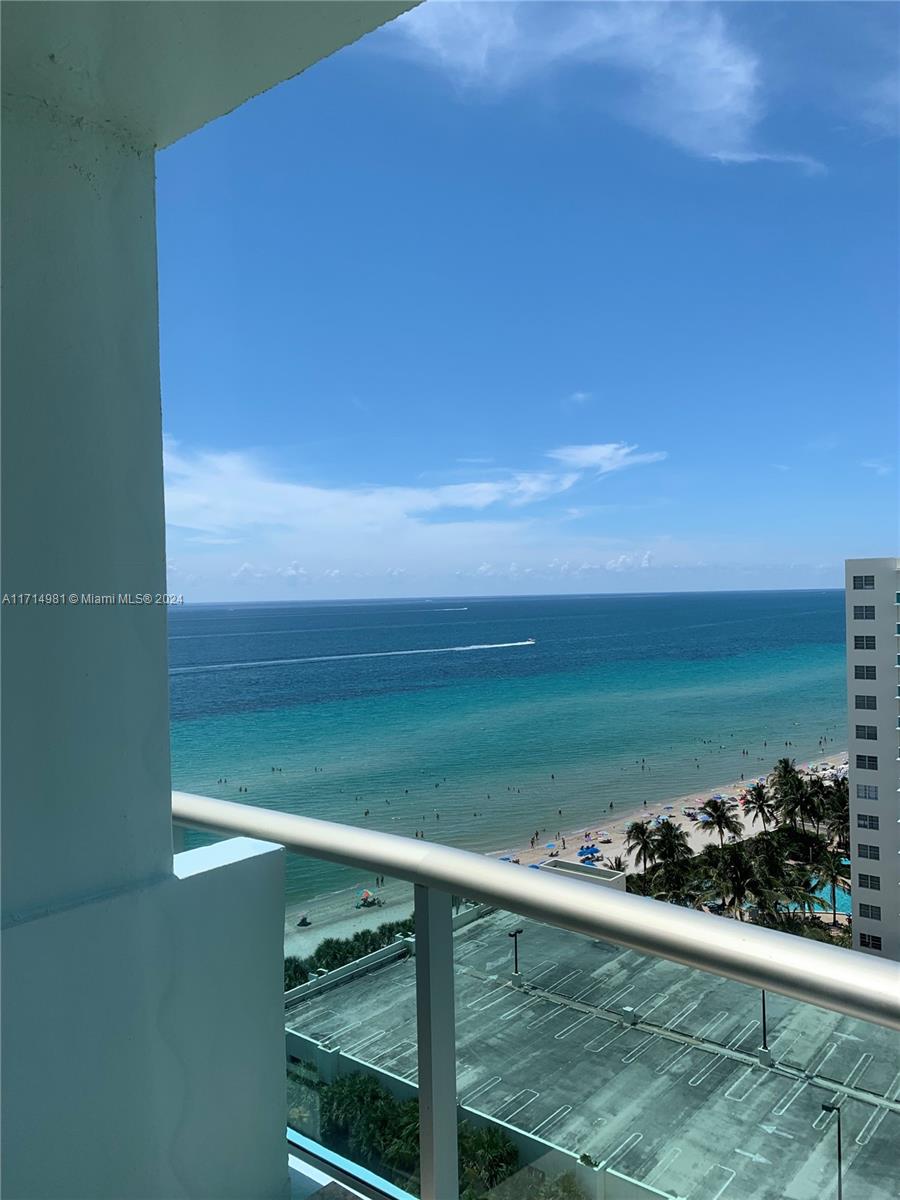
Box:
[157,1,898,601]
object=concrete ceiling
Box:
[2,1,418,148]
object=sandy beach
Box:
[283,749,848,957]
[489,749,848,872]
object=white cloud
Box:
[163,439,580,538]
[547,442,667,473]
[387,1,820,169]
[162,436,672,596]
[861,459,894,477]
[860,71,900,137]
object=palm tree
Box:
[624,820,658,874]
[815,847,848,926]
[654,819,693,866]
[800,776,827,839]
[743,782,775,834]
[825,801,849,851]
[720,844,758,920]
[652,859,699,907]
[605,854,627,872]
[824,777,850,849]
[697,797,743,850]
[769,757,803,829]
[782,867,827,923]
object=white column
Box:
[415,885,459,1200]
[1,94,173,919]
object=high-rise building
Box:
[845,558,900,959]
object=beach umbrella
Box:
[545,842,556,849]
[528,863,542,869]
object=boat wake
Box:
[170,639,536,675]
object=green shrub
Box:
[318,1072,521,1198]
[285,914,415,990]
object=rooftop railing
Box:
[173,790,900,1200]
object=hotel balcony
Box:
[168,791,900,1200]
[2,5,899,1200]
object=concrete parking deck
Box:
[286,910,900,1200]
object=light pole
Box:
[760,989,768,1051]
[508,927,523,976]
[821,1103,843,1200]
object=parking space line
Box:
[658,1011,729,1074]
[856,1103,889,1147]
[690,1020,758,1087]
[725,1067,766,1102]
[345,1028,386,1055]
[573,980,605,1003]
[772,1078,807,1117]
[586,1026,630,1054]
[598,984,634,1010]
[603,1132,642,1170]
[531,1105,573,1137]
[467,985,507,1011]
[633,992,668,1020]
[500,995,542,1021]
[493,1088,539,1122]
[729,1021,759,1051]
[691,1165,736,1200]
[462,1075,502,1107]
[325,1019,363,1043]
[664,1000,700,1032]
[385,1044,418,1071]
[814,1054,874,1130]
[528,1002,568,1029]
[554,1014,592,1041]
[646,1147,681,1188]
[623,1033,658,1065]
[369,1038,414,1066]
[544,969,582,996]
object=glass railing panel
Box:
[283,869,421,1194]
[451,904,900,1200]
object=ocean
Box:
[170,590,846,901]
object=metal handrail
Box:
[173,791,900,1031]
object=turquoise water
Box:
[169,590,846,901]
[806,884,852,915]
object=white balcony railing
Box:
[173,790,900,1200]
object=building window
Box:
[858,873,880,889]
[854,635,876,650]
[856,783,879,800]
[859,933,882,950]
[854,695,877,710]
[855,755,878,770]
[859,904,882,921]
[852,575,875,589]
[855,725,878,740]
[857,814,880,830]
[853,605,875,619]
[857,844,880,860]
[854,665,877,680]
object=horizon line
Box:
[170,584,845,608]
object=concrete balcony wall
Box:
[3,839,287,1199]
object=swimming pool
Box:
[793,883,852,915]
